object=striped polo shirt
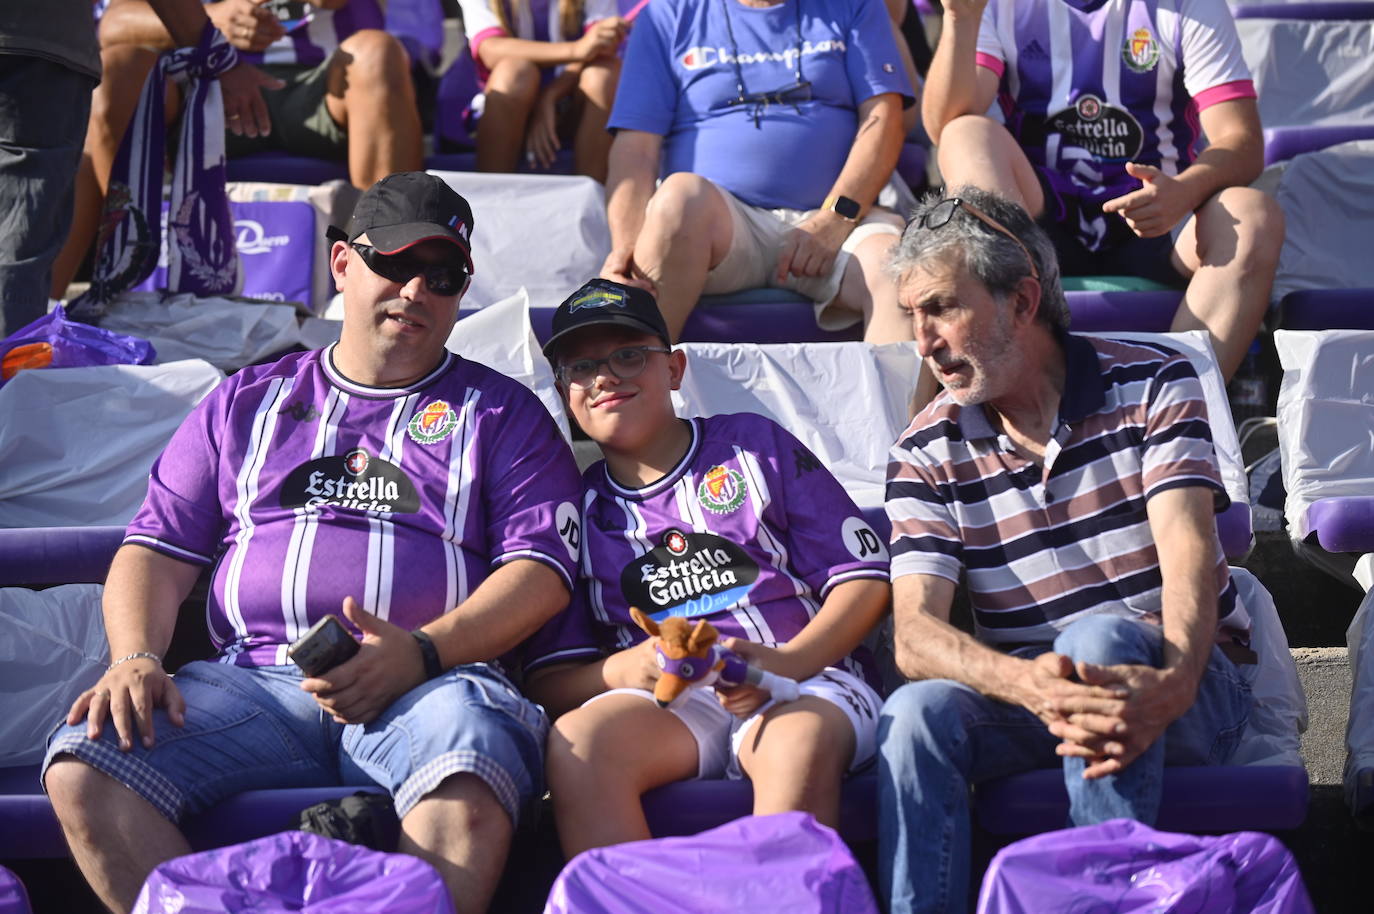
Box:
[126,346,582,667]
[886,334,1248,650]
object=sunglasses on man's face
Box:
[351,243,469,296]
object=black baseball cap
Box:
[327,172,475,272]
[542,278,671,358]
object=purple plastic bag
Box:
[132,831,455,914]
[976,818,1314,914]
[0,305,155,388]
[0,865,32,914]
[544,811,879,914]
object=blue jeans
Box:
[876,615,1252,914]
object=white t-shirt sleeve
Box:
[1178,0,1254,100]
[974,0,1008,72]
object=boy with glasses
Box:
[524,277,892,856]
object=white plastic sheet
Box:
[98,293,303,372]
[446,288,572,440]
[0,584,107,767]
[0,360,223,528]
[1346,586,1374,788]
[672,341,923,508]
[428,172,612,312]
[1239,18,1374,128]
[1274,330,1374,541]
[1229,568,1308,767]
[1273,141,1374,300]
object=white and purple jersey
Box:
[609,0,912,211]
[459,0,619,87]
[126,346,582,667]
[525,414,890,688]
[976,0,1254,229]
[214,0,385,68]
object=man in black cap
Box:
[44,172,583,914]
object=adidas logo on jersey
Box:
[1021,40,1049,61]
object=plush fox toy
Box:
[630,607,802,708]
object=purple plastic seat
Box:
[1280,289,1374,330]
[0,525,124,587]
[0,866,31,914]
[974,765,1310,835]
[225,153,349,186]
[1264,124,1374,166]
[642,772,879,843]
[1305,496,1374,554]
[1064,290,1181,332]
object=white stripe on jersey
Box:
[443,389,482,612]
[277,387,347,664]
[1101,7,1125,109]
[223,377,293,661]
[1153,0,1181,173]
[364,395,415,621]
[734,447,817,641]
[1047,0,1074,121]
[597,492,653,649]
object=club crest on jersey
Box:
[1122,27,1160,73]
[697,465,747,515]
[408,400,457,445]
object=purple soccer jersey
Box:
[975,0,1254,247]
[223,0,386,68]
[125,347,582,667]
[525,414,890,687]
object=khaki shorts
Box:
[225,60,347,161]
[703,184,902,330]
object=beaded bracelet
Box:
[108,651,162,671]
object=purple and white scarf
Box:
[71,21,242,320]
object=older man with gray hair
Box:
[876,186,1256,914]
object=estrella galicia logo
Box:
[621,530,760,621]
[235,219,291,256]
[1047,94,1144,162]
[279,450,420,514]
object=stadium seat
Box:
[1263,123,1374,166]
[1279,288,1374,330]
[225,153,349,186]
[642,773,879,843]
[0,865,31,914]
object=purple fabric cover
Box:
[1306,497,1374,553]
[224,154,349,186]
[544,811,878,914]
[232,200,316,306]
[132,831,454,914]
[0,866,32,914]
[975,765,1310,835]
[976,818,1314,914]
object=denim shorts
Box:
[43,661,548,826]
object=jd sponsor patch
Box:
[1047,94,1144,163]
[622,530,760,621]
[696,464,748,515]
[280,450,420,514]
[408,399,457,445]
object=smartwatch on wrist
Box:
[821,194,861,222]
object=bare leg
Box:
[398,772,513,914]
[1169,186,1283,381]
[632,173,736,340]
[933,115,1045,217]
[475,57,540,174]
[829,230,908,345]
[50,45,166,298]
[45,758,192,914]
[737,697,855,829]
[571,56,621,183]
[325,30,423,189]
[546,695,699,857]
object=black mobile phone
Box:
[287,614,360,677]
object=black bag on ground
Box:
[295,791,400,852]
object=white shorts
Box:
[702,184,902,331]
[586,666,882,780]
